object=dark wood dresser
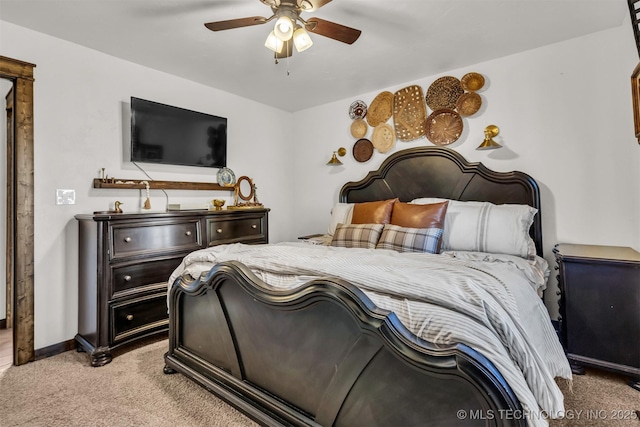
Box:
[75,208,269,366]
[554,243,640,389]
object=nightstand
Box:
[553,243,640,390]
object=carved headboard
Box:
[339,147,543,256]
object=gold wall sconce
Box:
[327,147,347,165]
[476,125,502,150]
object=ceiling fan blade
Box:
[299,0,332,12]
[275,39,294,59]
[304,17,361,44]
[204,16,268,32]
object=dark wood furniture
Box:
[164,146,543,427]
[75,208,268,366]
[554,243,640,390]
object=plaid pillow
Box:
[330,223,384,249]
[376,224,444,254]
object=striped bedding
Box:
[168,242,571,427]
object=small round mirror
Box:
[236,176,254,201]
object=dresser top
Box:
[555,243,640,263]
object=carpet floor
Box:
[0,339,637,426]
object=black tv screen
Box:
[130,97,227,168]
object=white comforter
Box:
[168,242,571,427]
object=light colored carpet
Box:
[0,339,257,427]
[0,339,638,426]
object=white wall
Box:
[291,21,640,319]
[1,21,296,349]
[2,16,639,348]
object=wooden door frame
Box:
[0,55,35,366]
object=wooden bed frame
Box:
[163,147,542,427]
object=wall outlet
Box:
[56,189,76,205]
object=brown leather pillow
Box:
[351,199,397,224]
[390,201,449,229]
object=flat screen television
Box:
[130,97,227,168]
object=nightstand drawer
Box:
[110,293,168,343]
[207,216,265,245]
[111,220,202,259]
[111,257,183,298]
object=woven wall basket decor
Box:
[393,85,427,141]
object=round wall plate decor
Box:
[425,109,464,146]
[372,123,396,153]
[460,72,485,92]
[349,100,367,119]
[456,92,482,116]
[426,76,464,111]
[353,138,374,162]
[350,118,368,138]
[216,167,236,186]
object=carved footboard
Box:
[164,261,525,427]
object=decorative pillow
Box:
[351,199,397,224]
[391,201,449,229]
[327,203,354,236]
[410,199,537,259]
[330,223,384,249]
[376,224,444,254]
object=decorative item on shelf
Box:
[217,167,236,187]
[229,176,264,210]
[141,180,151,209]
[349,100,367,119]
[460,72,485,92]
[476,125,502,150]
[371,123,395,153]
[426,76,464,111]
[393,85,427,141]
[327,147,347,165]
[352,138,374,162]
[425,109,464,146]
[212,199,226,211]
[366,91,394,127]
[350,119,368,139]
[114,201,123,213]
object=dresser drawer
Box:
[111,220,202,259]
[110,293,168,344]
[207,216,266,245]
[111,257,183,299]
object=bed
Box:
[163,146,571,427]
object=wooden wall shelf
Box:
[92,178,234,192]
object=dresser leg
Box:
[89,347,113,367]
[629,378,640,392]
[163,364,176,374]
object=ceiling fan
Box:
[204,0,361,59]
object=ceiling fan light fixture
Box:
[274,15,294,41]
[265,30,284,53]
[293,25,313,52]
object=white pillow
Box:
[411,198,536,259]
[327,203,354,236]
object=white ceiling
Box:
[0,0,628,112]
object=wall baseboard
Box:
[34,339,76,361]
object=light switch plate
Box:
[56,189,76,205]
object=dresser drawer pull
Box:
[124,237,132,243]
[124,275,132,282]
[185,230,192,236]
[126,314,134,321]
[217,228,223,233]
[251,224,257,229]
